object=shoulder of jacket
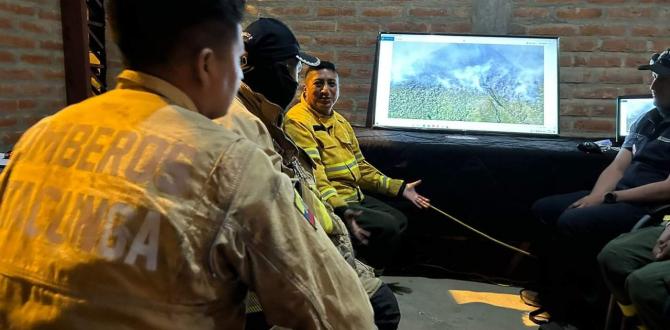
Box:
[286,104,316,124]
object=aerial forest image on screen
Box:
[388,42,545,125]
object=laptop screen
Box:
[616,95,655,141]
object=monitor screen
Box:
[616,95,655,140]
[369,33,560,135]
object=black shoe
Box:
[520,288,542,307]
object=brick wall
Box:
[4,1,670,151]
[240,0,670,136]
[0,0,64,151]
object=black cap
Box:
[243,18,320,66]
[638,48,670,76]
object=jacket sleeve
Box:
[284,117,348,208]
[347,123,404,196]
[210,146,374,330]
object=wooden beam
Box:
[60,0,90,105]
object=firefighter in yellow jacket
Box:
[216,18,399,330]
[285,60,431,270]
[0,2,374,329]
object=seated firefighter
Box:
[598,49,670,330]
[284,61,431,270]
[0,1,374,329]
[214,18,399,330]
[530,49,670,329]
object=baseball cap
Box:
[638,48,670,76]
[243,18,320,67]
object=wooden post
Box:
[60,0,90,105]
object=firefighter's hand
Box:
[342,209,370,245]
[569,194,602,209]
[402,180,431,209]
[653,225,670,260]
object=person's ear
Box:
[195,47,215,86]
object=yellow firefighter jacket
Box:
[0,70,373,330]
[215,83,382,299]
[285,96,404,209]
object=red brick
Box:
[632,26,670,37]
[18,100,37,110]
[648,39,670,52]
[560,37,599,52]
[513,8,550,18]
[527,25,579,36]
[19,21,47,34]
[0,118,18,127]
[361,7,402,17]
[430,22,472,33]
[267,7,310,16]
[384,22,428,33]
[601,39,646,52]
[580,25,626,36]
[40,40,62,50]
[338,22,379,32]
[0,3,35,16]
[572,86,620,99]
[573,54,622,67]
[0,17,12,29]
[535,0,580,3]
[561,100,615,117]
[409,8,449,17]
[0,50,15,63]
[317,8,355,17]
[338,51,373,63]
[38,9,59,20]
[597,70,644,84]
[560,54,574,67]
[625,54,652,68]
[0,100,17,112]
[20,54,51,65]
[335,98,354,109]
[556,8,602,20]
[607,8,653,19]
[340,83,371,94]
[0,35,36,48]
[41,69,64,80]
[0,69,34,80]
[292,21,336,32]
[314,35,358,47]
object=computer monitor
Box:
[616,95,655,142]
[367,32,560,135]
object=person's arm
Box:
[349,124,430,208]
[571,148,632,208]
[210,146,374,329]
[614,176,670,204]
[284,118,347,209]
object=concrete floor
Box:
[382,276,540,330]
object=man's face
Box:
[304,68,339,116]
[651,73,670,109]
[205,24,244,119]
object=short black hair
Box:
[305,60,337,77]
[108,0,245,70]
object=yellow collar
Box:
[115,70,198,112]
